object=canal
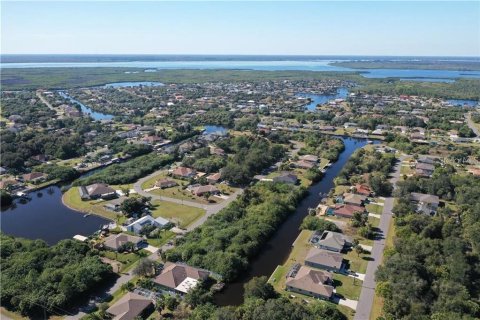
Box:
[215,136,373,306]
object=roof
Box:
[155,178,177,187]
[295,160,315,169]
[154,262,209,293]
[0,180,17,189]
[191,184,219,195]
[410,192,440,205]
[22,172,46,181]
[354,184,371,196]
[343,193,367,205]
[172,167,195,177]
[206,172,222,181]
[416,162,435,171]
[305,248,343,269]
[103,233,144,250]
[106,292,152,320]
[318,231,351,251]
[299,155,319,163]
[273,172,298,184]
[86,183,116,197]
[286,266,334,298]
[334,204,365,217]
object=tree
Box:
[355,244,364,257]
[133,258,155,277]
[165,295,179,311]
[243,276,278,300]
[119,196,148,216]
[0,190,13,207]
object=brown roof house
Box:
[294,160,315,169]
[79,183,117,200]
[22,172,47,183]
[171,166,197,179]
[154,262,210,294]
[305,248,344,273]
[188,184,220,197]
[299,155,319,163]
[333,204,366,219]
[285,265,334,300]
[103,233,145,252]
[206,172,222,184]
[353,184,372,196]
[155,178,178,189]
[106,292,153,320]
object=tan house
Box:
[22,172,47,183]
[206,172,222,184]
[171,166,196,179]
[106,292,153,320]
[285,265,334,300]
[103,233,145,252]
[305,248,344,273]
[155,178,178,189]
[189,184,220,197]
[154,262,210,294]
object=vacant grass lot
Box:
[102,250,149,272]
[343,249,370,274]
[150,200,205,228]
[333,273,363,300]
[366,203,383,215]
[146,230,175,247]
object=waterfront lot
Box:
[63,187,120,221]
[150,200,205,228]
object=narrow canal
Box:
[215,136,373,306]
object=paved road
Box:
[466,112,480,137]
[133,168,243,226]
[354,155,404,320]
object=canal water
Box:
[214,136,373,306]
[0,186,109,245]
[297,88,349,111]
[59,91,114,121]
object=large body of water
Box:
[298,88,349,111]
[0,186,109,245]
[2,59,480,81]
[215,137,374,306]
[59,91,114,120]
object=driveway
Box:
[354,156,404,320]
[332,295,358,310]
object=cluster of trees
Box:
[0,234,112,317]
[76,153,174,185]
[119,196,150,216]
[35,164,79,182]
[300,214,339,233]
[1,91,56,125]
[336,148,395,196]
[295,132,345,162]
[165,182,306,281]
[217,136,285,185]
[376,167,480,319]
[182,147,226,174]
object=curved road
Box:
[133,169,243,231]
[354,155,405,320]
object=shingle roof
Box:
[410,192,440,204]
[86,183,116,196]
[106,292,152,320]
[305,248,343,269]
[286,266,334,298]
[103,233,143,250]
[154,262,209,291]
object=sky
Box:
[1,1,480,56]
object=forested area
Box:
[75,153,175,185]
[182,147,226,174]
[1,91,56,125]
[335,148,395,196]
[0,234,112,317]
[376,166,480,319]
[165,182,306,281]
[217,136,286,185]
[294,132,345,161]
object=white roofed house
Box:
[126,215,170,235]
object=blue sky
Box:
[2,1,479,56]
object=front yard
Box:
[150,200,205,228]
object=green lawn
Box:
[333,273,363,300]
[269,265,286,285]
[366,203,383,215]
[146,230,175,247]
[62,187,118,221]
[368,216,380,228]
[151,200,205,228]
[102,250,149,272]
[344,249,370,274]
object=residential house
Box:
[106,292,153,320]
[410,192,440,215]
[333,204,366,219]
[126,215,170,235]
[285,265,334,300]
[273,172,298,185]
[342,193,367,206]
[79,183,117,200]
[206,172,222,184]
[155,178,178,189]
[299,155,319,163]
[294,160,315,169]
[154,262,210,294]
[314,231,352,252]
[171,167,197,179]
[188,184,220,197]
[0,179,20,190]
[415,162,435,177]
[22,172,47,183]
[103,233,145,251]
[353,184,372,196]
[305,248,344,273]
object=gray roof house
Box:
[314,231,352,253]
[410,192,440,215]
[305,248,344,273]
[103,233,145,251]
[79,183,117,200]
[285,265,334,300]
[273,172,298,185]
[106,292,153,320]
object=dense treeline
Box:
[294,132,345,161]
[0,234,112,317]
[217,136,286,185]
[336,148,396,196]
[376,167,480,319]
[75,153,175,185]
[1,91,56,125]
[182,147,226,174]
[165,182,306,281]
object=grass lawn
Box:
[344,249,370,274]
[63,187,118,221]
[151,200,205,228]
[368,216,380,228]
[319,158,331,170]
[334,185,350,196]
[333,273,363,300]
[102,250,149,273]
[146,230,175,247]
[269,230,313,292]
[366,203,383,215]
